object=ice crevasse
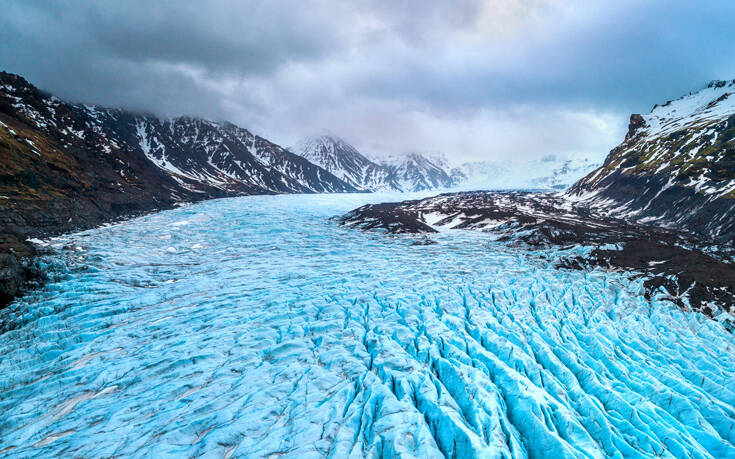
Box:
[0,193,733,458]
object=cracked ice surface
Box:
[1,193,734,458]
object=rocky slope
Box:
[567,79,735,242]
[339,191,735,322]
[0,71,356,305]
[293,135,459,192]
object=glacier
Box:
[0,193,734,458]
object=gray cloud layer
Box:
[2,0,734,162]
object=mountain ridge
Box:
[292,135,458,192]
[0,71,357,305]
[567,78,735,242]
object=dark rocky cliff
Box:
[567,80,735,243]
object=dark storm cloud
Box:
[341,1,735,112]
[2,0,735,161]
[0,0,341,116]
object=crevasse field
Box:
[1,194,734,458]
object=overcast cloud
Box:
[2,0,734,163]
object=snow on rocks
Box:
[340,191,735,319]
[567,79,735,243]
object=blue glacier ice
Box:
[0,193,734,458]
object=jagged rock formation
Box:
[0,71,356,305]
[567,80,735,242]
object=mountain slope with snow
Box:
[0,73,355,198]
[291,135,400,191]
[377,152,457,192]
[568,79,735,242]
[0,71,355,304]
[0,71,355,205]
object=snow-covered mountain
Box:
[374,152,457,192]
[291,135,399,191]
[127,118,357,195]
[568,79,735,242]
[293,135,458,192]
[0,72,355,201]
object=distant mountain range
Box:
[291,135,458,192]
[291,134,598,192]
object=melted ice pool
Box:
[1,193,734,458]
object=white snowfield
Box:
[454,156,599,191]
[1,194,734,458]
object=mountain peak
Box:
[292,134,399,191]
[292,137,460,192]
[295,134,358,156]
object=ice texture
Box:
[0,193,734,458]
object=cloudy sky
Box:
[2,1,735,163]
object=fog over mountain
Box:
[2,1,735,163]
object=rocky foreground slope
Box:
[0,72,358,305]
[568,80,735,242]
